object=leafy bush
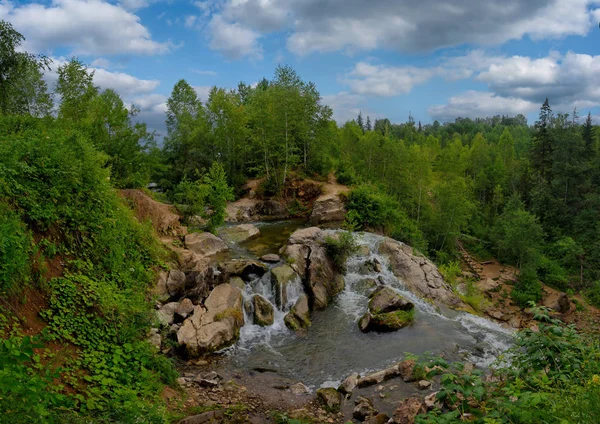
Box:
[345,185,425,250]
[585,281,600,308]
[415,306,600,423]
[324,231,358,272]
[0,202,31,293]
[537,254,568,290]
[511,266,543,307]
[439,261,461,287]
[174,162,234,232]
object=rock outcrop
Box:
[271,264,300,308]
[391,397,426,424]
[283,295,311,331]
[220,224,260,243]
[218,259,268,282]
[378,238,466,309]
[282,227,344,310]
[177,284,244,356]
[316,387,342,413]
[542,292,570,313]
[360,286,415,332]
[309,194,346,224]
[253,294,274,326]
[185,232,228,257]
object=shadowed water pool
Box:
[217,224,514,389]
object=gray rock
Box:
[543,292,570,313]
[357,365,400,387]
[230,276,246,291]
[316,387,342,413]
[253,295,274,326]
[175,298,195,322]
[338,372,359,395]
[271,264,300,308]
[353,396,376,421]
[177,284,244,356]
[185,232,228,257]
[153,271,170,302]
[166,270,186,297]
[310,194,346,224]
[290,382,310,395]
[218,259,268,282]
[368,286,414,314]
[220,224,260,243]
[378,238,466,309]
[417,380,432,390]
[284,295,311,331]
[156,302,180,327]
[260,253,281,263]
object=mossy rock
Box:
[316,387,342,413]
[369,309,414,332]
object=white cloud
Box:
[0,0,172,56]
[428,91,538,122]
[204,0,598,56]
[207,14,262,60]
[192,69,218,76]
[194,85,214,102]
[90,58,112,69]
[184,15,198,28]
[343,62,437,97]
[322,91,365,124]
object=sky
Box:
[2,0,600,136]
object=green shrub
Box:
[324,231,358,272]
[585,281,600,308]
[537,254,568,290]
[0,202,31,293]
[511,266,543,307]
[439,261,461,287]
[345,185,425,250]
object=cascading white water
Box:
[223,225,515,387]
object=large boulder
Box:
[218,259,268,282]
[185,232,228,257]
[253,295,274,326]
[368,286,414,314]
[177,284,244,356]
[378,238,466,309]
[156,302,180,327]
[542,292,570,313]
[310,194,346,225]
[316,387,342,413]
[220,224,260,243]
[284,295,311,331]
[360,286,415,333]
[271,264,300,308]
[282,227,344,310]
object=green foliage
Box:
[174,162,234,232]
[511,266,543,307]
[416,306,600,423]
[0,202,31,293]
[439,261,461,287]
[323,231,358,272]
[174,176,209,222]
[345,185,425,250]
[585,281,600,308]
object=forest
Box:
[1,18,600,423]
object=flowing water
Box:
[218,223,514,389]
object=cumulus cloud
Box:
[0,0,173,56]
[428,91,538,122]
[202,0,597,57]
[322,91,366,124]
[207,14,262,59]
[343,62,437,97]
[194,85,214,102]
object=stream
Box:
[215,221,514,390]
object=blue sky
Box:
[2,0,600,135]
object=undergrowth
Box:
[0,117,177,422]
